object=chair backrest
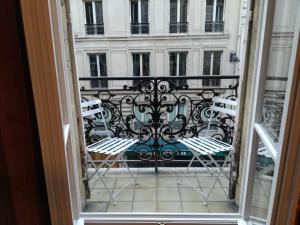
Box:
[81,99,111,138]
[205,97,238,137]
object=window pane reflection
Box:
[250,138,275,220]
[261,0,299,144]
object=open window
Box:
[20,0,300,224]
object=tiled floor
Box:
[250,178,272,219]
[85,167,239,213]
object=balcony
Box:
[205,21,225,33]
[85,24,104,35]
[78,76,248,213]
[169,22,189,33]
[131,23,149,34]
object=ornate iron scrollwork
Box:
[81,77,238,170]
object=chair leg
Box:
[120,152,138,185]
[87,153,115,202]
[206,152,231,180]
[203,151,233,202]
[177,155,196,185]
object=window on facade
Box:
[131,0,149,34]
[85,1,104,35]
[169,52,187,86]
[205,0,224,32]
[89,54,108,88]
[170,0,188,33]
[202,51,222,86]
[132,53,150,86]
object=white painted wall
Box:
[70,0,244,89]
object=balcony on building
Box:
[205,21,225,33]
[169,22,189,33]
[78,75,247,213]
[131,23,149,34]
[85,23,105,35]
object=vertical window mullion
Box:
[138,0,142,23]
[176,53,180,77]
[92,2,97,24]
[213,0,217,22]
[177,0,181,22]
[210,52,214,86]
[140,54,143,76]
[96,54,101,87]
[177,0,180,33]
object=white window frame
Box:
[169,51,188,77]
[20,0,300,224]
[202,50,223,86]
[240,0,300,224]
[132,52,150,77]
[206,0,225,23]
[131,0,142,24]
[83,0,104,35]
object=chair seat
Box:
[178,137,232,155]
[87,137,139,156]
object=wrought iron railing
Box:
[169,22,189,33]
[205,21,224,32]
[85,24,104,35]
[131,23,149,34]
[79,76,239,171]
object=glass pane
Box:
[216,0,224,21]
[99,54,107,88]
[179,52,187,86]
[261,0,300,144]
[212,51,221,86]
[250,137,275,220]
[89,54,99,88]
[142,53,150,76]
[169,52,177,76]
[85,2,93,24]
[202,51,211,86]
[180,0,187,22]
[170,0,177,23]
[141,0,148,23]
[131,0,139,23]
[95,2,103,24]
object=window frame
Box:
[202,50,223,87]
[88,53,108,89]
[20,0,300,224]
[130,0,149,34]
[169,0,189,33]
[205,0,225,33]
[83,0,104,35]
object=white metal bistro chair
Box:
[81,99,139,202]
[177,97,237,205]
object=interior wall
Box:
[0,0,51,224]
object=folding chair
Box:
[177,97,237,205]
[81,99,138,202]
